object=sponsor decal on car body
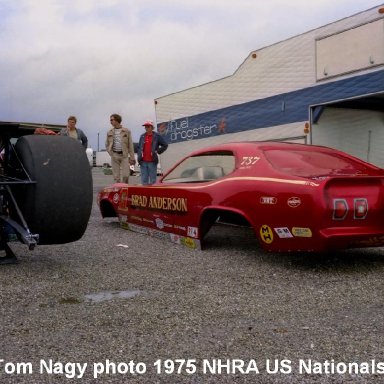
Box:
[292,227,312,237]
[274,227,293,238]
[260,225,273,244]
[260,196,277,205]
[131,194,188,212]
[287,197,301,208]
[112,193,119,204]
[187,226,198,238]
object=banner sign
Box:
[157,70,384,144]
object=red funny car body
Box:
[98,141,384,252]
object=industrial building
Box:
[155,5,384,172]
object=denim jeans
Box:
[140,161,157,185]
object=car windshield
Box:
[162,151,235,183]
[264,149,380,177]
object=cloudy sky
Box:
[0,0,381,149]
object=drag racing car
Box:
[0,122,92,263]
[98,141,384,252]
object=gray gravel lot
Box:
[1,168,384,383]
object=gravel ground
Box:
[1,168,384,383]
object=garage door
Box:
[311,107,384,167]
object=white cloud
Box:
[0,0,381,146]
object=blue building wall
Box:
[158,69,384,144]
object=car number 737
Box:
[240,156,260,166]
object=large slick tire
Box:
[14,135,93,245]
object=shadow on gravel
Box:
[100,220,120,228]
[202,224,260,251]
[203,224,384,273]
[260,248,384,274]
[96,217,384,274]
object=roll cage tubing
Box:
[0,134,38,251]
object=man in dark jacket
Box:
[137,120,168,185]
[59,116,88,149]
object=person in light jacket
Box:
[105,114,135,183]
[137,120,168,185]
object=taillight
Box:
[354,198,368,219]
[333,199,348,220]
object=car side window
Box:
[163,151,235,183]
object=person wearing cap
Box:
[105,113,136,183]
[137,120,168,185]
